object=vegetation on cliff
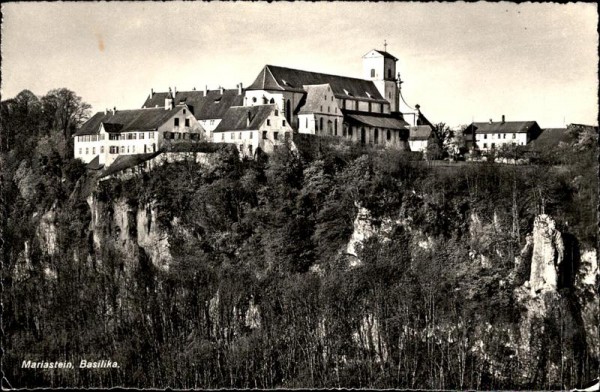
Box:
[1,90,598,389]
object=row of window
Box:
[78,144,157,155]
[266,119,286,127]
[77,135,105,142]
[173,118,190,127]
[238,144,254,155]
[163,132,201,140]
[481,141,525,149]
[108,132,155,141]
[480,133,517,140]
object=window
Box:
[512,133,516,139]
[252,97,257,103]
[270,98,275,104]
[183,109,186,114]
[388,92,392,99]
[262,131,268,140]
[328,106,330,113]
[267,119,271,126]
[274,132,279,140]
[149,132,154,139]
[139,132,144,139]
[387,69,392,79]
[85,148,89,155]
[239,132,242,140]
[92,147,95,154]
[374,129,379,144]
[127,146,130,153]
[221,133,224,141]
[335,107,337,113]
[283,120,286,126]
[274,110,278,116]
[371,69,375,77]
[355,101,359,110]
[121,146,125,153]
[334,120,337,135]
[132,146,135,153]
[320,118,324,131]
[174,118,179,127]
[79,148,82,154]
[387,130,391,141]
[348,126,353,137]
[320,105,323,112]
[185,119,190,127]
[239,144,244,152]
[491,143,495,148]
[483,143,487,148]
[503,133,506,139]
[368,102,372,112]
[484,134,487,139]
[305,118,308,128]
[331,96,333,101]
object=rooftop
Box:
[75,107,184,136]
[213,104,276,132]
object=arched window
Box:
[269,98,275,104]
[387,129,391,141]
[371,69,375,78]
[343,124,347,137]
[327,120,333,135]
[252,97,257,103]
[320,118,324,132]
[361,127,366,144]
[374,128,379,144]
[387,69,392,79]
[334,120,338,136]
[262,96,268,104]
[348,126,353,138]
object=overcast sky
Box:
[1,2,598,128]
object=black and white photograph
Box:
[1,1,598,390]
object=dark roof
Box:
[409,125,433,141]
[298,84,341,115]
[75,107,183,136]
[213,105,275,132]
[100,152,161,178]
[364,49,399,61]
[528,128,577,150]
[142,89,244,120]
[86,155,104,170]
[246,65,388,103]
[469,121,539,134]
[343,110,409,130]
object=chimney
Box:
[150,88,154,98]
[204,85,208,96]
[237,83,243,95]
[104,108,108,115]
[246,111,252,127]
[501,114,505,124]
[219,86,224,95]
[174,86,177,97]
[193,87,196,91]
[489,118,493,124]
[112,107,116,115]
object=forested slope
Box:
[2,91,598,389]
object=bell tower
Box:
[362,43,399,112]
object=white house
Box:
[408,125,434,152]
[467,117,542,151]
[74,101,203,168]
[212,104,293,158]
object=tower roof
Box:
[363,49,398,61]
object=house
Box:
[243,48,413,148]
[74,101,203,168]
[141,84,244,139]
[212,104,293,158]
[408,125,435,152]
[466,116,542,151]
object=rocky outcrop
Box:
[37,205,58,256]
[528,214,564,294]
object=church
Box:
[74,47,433,167]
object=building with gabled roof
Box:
[74,103,204,167]
[465,116,542,151]
[212,104,293,158]
[142,85,245,137]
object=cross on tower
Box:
[384,40,388,52]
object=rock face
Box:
[528,214,564,294]
[346,207,376,266]
[87,195,172,272]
